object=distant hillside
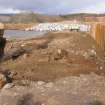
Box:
[8,13,63,23]
[0,14,12,23]
[1,13,105,23]
[61,13,105,22]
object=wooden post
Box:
[0,23,6,59]
[92,23,105,51]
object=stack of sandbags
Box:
[0,23,6,58]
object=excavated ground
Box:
[1,74,105,105]
[0,31,105,105]
[0,31,105,82]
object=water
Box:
[4,30,46,40]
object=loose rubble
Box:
[0,29,105,105]
[0,69,14,89]
[3,83,14,89]
[1,32,105,83]
[0,74,105,105]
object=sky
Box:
[0,0,105,14]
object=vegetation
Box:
[1,13,105,23]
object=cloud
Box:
[0,7,22,14]
[78,2,105,13]
[0,0,104,14]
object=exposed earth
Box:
[0,31,105,105]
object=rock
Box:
[100,66,103,70]
[37,81,45,86]
[23,53,30,59]
[3,83,14,89]
[45,82,53,88]
[0,68,14,89]
[54,49,68,61]
[11,48,25,60]
[83,52,89,59]
[83,49,97,59]
[9,71,17,78]
[89,49,97,57]
[20,44,26,47]
[0,73,6,89]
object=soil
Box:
[0,31,105,105]
[1,74,105,105]
[5,23,35,30]
[0,31,105,82]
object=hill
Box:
[2,12,63,23]
[62,13,105,22]
[1,13,105,23]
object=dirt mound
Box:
[1,32,105,83]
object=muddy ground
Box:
[0,31,105,105]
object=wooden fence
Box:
[91,23,105,51]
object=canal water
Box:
[4,30,46,40]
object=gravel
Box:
[0,73,105,105]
